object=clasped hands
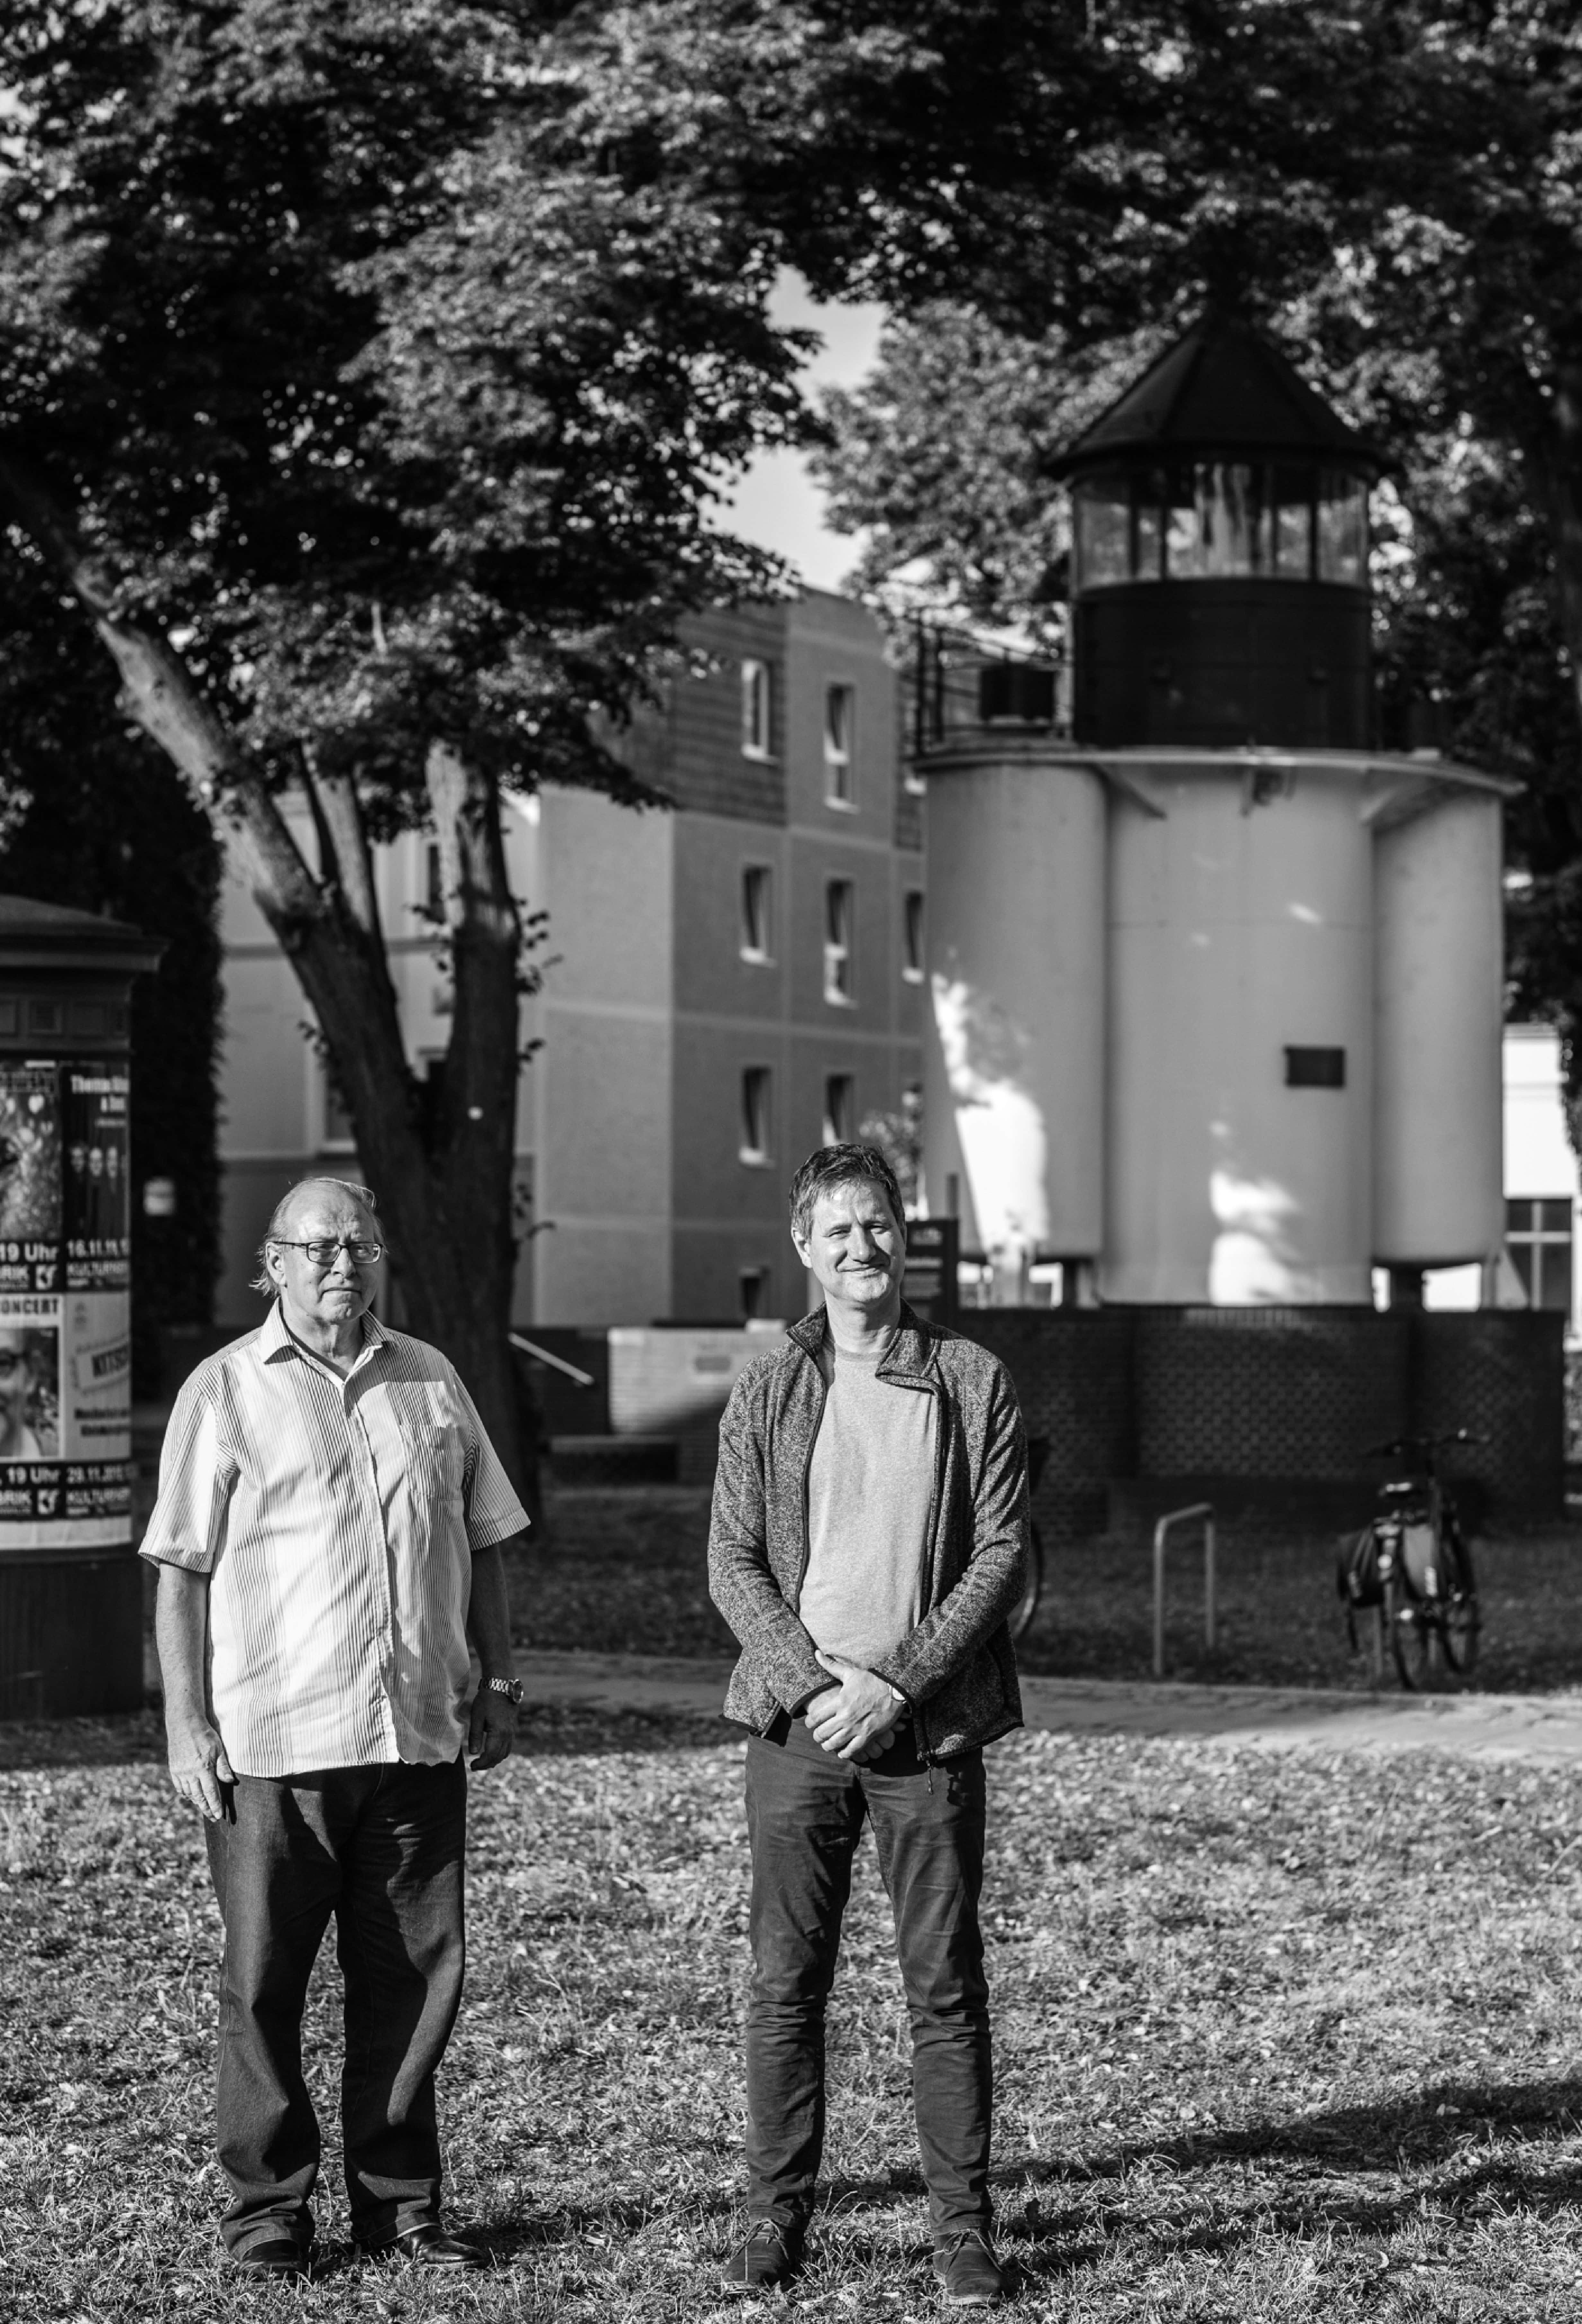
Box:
[803,1648,904,1762]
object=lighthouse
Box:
[921,313,1514,1312]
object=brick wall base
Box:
[969,1307,1565,1536]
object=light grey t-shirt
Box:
[798,1334,936,1669]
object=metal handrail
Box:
[509,1332,596,1389]
[1153,1502,1216,1679]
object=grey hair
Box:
[251,1177,380,1296]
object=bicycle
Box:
[1338,1431,1481,1689]
[1008,1434,1049,1643]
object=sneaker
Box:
[932,2229,1007,2306]
[720,2217,805,2294]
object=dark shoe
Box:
[932,2230,1007,2306]
[232,2236,310,2280]
[361,2223,485,2271]
[721,2217,805,2294]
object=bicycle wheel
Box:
[1441,1534,1480,1676]
[1385,1572,1432,1690]
[1009,1519,1044,1642]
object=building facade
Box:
[212,591,925,1329]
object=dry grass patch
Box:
[4,1707,1582,2318]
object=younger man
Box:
[709,1143,1029,2305]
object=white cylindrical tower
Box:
[1103,757,1375,1304]
[922,733,1107,1287]
[1374,789,1504,1265]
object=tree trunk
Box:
[0,457,537,1503]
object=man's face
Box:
[265,1187,381,1340]
[793,1177,906,1319]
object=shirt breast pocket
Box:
[404,1421,467,1512]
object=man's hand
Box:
[805,1650,901,1761]
[167,1716,235,1822]
[467,1682,518,1772]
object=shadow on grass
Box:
[995,2074,1582,2280]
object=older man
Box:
[142,1177,528,2280]
[709,1143,1029,2307]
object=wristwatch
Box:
[485,1676,525,1705]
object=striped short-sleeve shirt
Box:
[139,1303,530,1777]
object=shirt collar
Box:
[258,1298,389,1370]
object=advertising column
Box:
[0,1060,131,1547]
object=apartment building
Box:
[212,590,926,1328]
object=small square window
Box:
[903,889,925,982]
[823,1073,854,1148]
[740,1066,772,1164]
[739,1266,771,1320]
[741,659,773,760]
[741,865,773,962]
[824,683,855,806]
[824,880,854,1006]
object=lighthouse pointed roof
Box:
[1057,312,1384,475]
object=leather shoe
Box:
[361,2222,485,2270]
[932,2230,1008,2306]
[721,2217,805,2294]
[232,2237,310,2279]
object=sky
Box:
[715,273,887,593]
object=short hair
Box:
[250,1177,379,1296]
[789,1143,905,1243]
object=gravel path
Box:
[517,1649,1582,1763]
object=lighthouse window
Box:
[1072,471,1131,590]
[1272,466,1315,578]
[1316,471,1368,585]
[1074,463,1367,591]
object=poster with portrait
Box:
[64,1068,130,1290]
[0,1066,62,1293]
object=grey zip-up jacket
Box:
[708,1303,1028,1761]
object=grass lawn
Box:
[523,1488,1582,1697]
[5,1707,1582,2319]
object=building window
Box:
[739,1266,771,1320]
[1507,1198,1573,1313]
[824,683,855,806]
[741,658,773,760]
[740,1066,772,1165]
[823,1073,854,1147]
[424,842,443,920]
[740,865,773,962]
[903,889,925,982]
[317,1061,356,1153]
[824,880,854,1005]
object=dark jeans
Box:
[744,1713,992,2239]
[203,1757,466,2257]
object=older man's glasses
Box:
[273,1238,384,1267]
